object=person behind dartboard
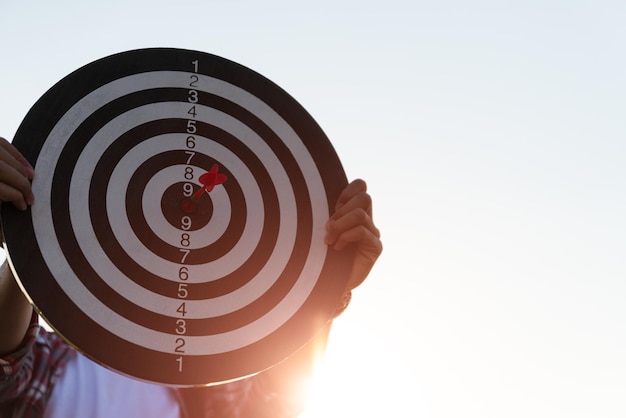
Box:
[0,136,382,418]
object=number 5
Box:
[178,283,188,299]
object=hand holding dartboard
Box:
[1,48,352,386]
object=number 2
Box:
[175,338,186,353]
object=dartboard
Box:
[2,48,351,386]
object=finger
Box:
[334,179,367,212]
[328,223,382,253]
[325,207,379,245]
[334,226,383,290]
[330,189,373,224]
[0,183,28,211]
[0,138,34,180]
[0,161,34,209]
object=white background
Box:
[1,1,625,417]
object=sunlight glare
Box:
[299,313,427,417]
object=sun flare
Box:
[298,313,424,418]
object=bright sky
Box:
[1,1,625,417]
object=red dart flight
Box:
[193,164,227,200]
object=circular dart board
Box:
[2,48,352,386]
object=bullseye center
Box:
[160,182,213,230]
[182,199,196,214]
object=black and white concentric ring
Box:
[31,71,329,355]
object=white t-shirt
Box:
[45,353,180,418]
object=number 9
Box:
[181,216,192,230]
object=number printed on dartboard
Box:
[175,58,200,372]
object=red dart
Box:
[192,164,227,200]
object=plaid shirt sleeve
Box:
[0,313,75,418]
